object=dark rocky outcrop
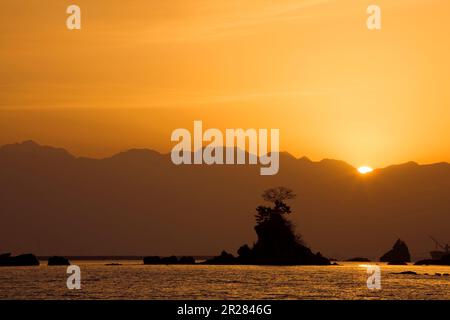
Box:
[0,253,40,266]
[204,251,237,265]
[205,187,331,266]
[143,255,196,265]
[0,253,10,260]
[143,256,161,264]
[179,256,196,264]
[47,256,70,266]
[380,239,411,264]
[160,256,178,264]
[392,271,417,275]
[415,254,450,266]
[345,257,371,262]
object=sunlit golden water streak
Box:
[0,262,449,300]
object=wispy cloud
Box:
[112,0,337,44]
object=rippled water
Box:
[0,261,449,299]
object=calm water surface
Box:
[0,261,449,299]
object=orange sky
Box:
[1,0,450,168]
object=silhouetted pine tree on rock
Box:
[206,187,331,265]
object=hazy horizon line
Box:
[2,139,450,171]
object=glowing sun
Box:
[358,166,373,174]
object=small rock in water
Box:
[396,271,417,275]
[48,256,70,266]
[0,253,40,266]
[435,273,442,276]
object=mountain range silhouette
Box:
[1,140,449,260]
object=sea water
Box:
[0,261,449,300]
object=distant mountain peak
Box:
[107,148,164,162]
[1,140,39,150]
[319,158,355,170]
[20,140,39,146]
[114,148,162,156]
[297,156,312,162]
[382,161,419,171]
[0,140,74,160]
